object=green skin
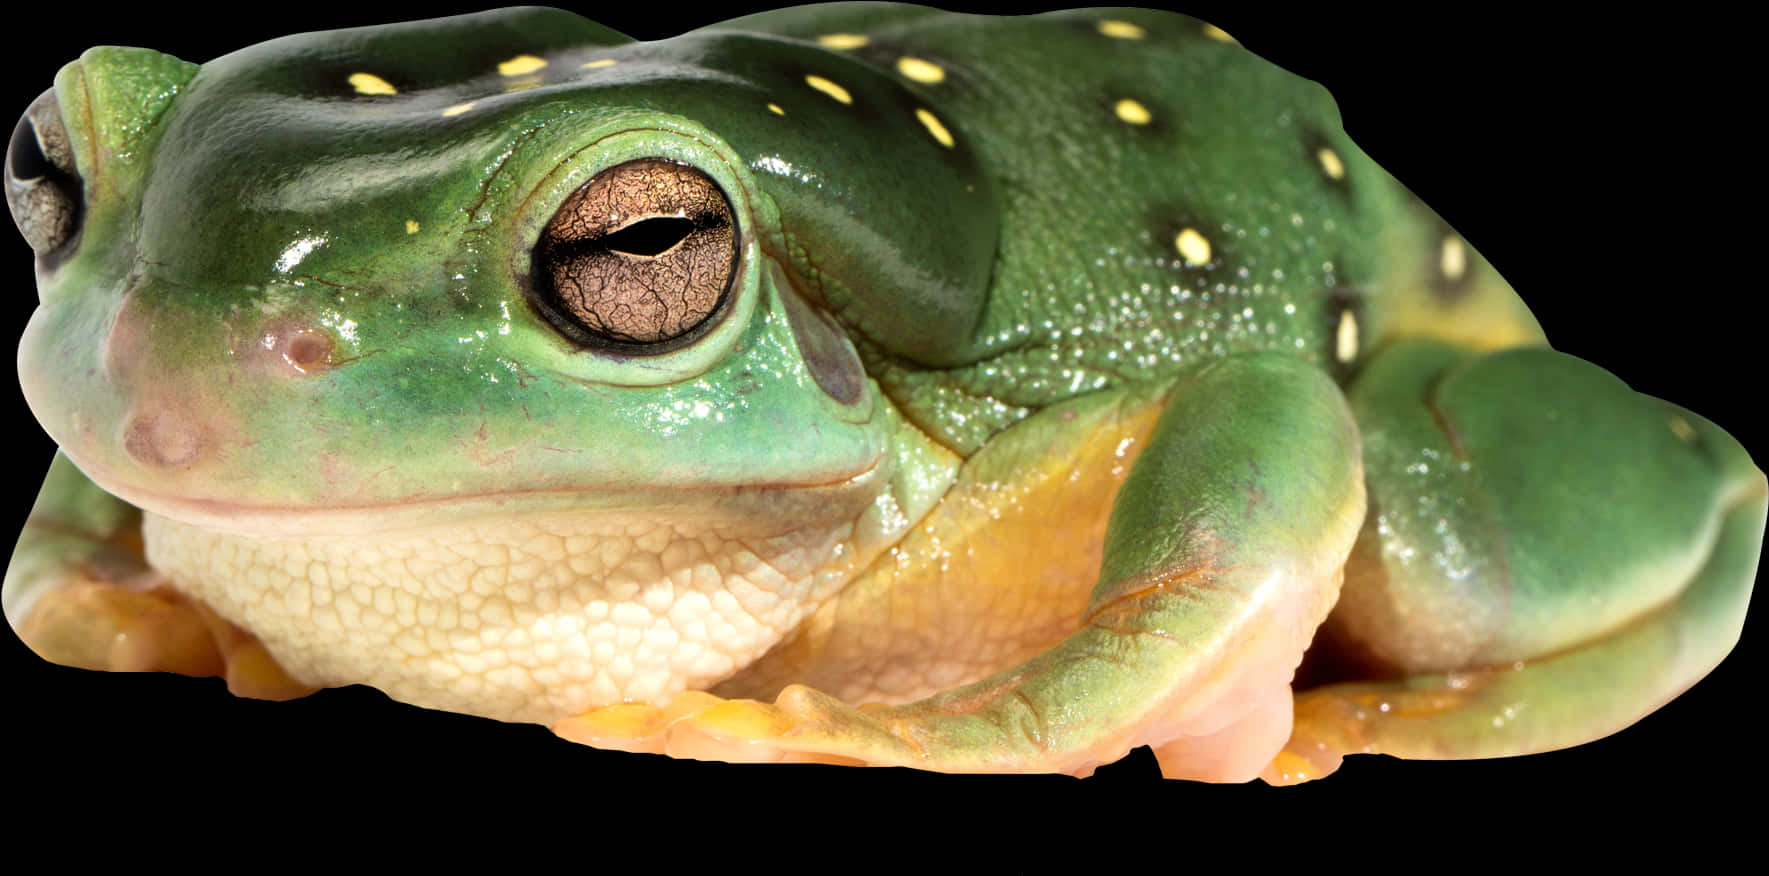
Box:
[2,5,1760,782]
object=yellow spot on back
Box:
[1335,310,1359,363]
[498,55,548,76]
[441,102,476,117]
[1439,235,1467,281]
[1668,416,1698,444]
[768,103,786,116]
[582,58,618,69]
[817,33,869,50]
[348,73,397,96]
[1317,147,1346,180]
[405,220,420,234]
[916,107,955,148]
[1203,24,1239,44]
[804,75,853,105]
[897,56,946,84]
[1114,99,1152,125]
[1175,228,1211,266]
[1097,20,1146,40]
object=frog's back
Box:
[706,5,1544,452]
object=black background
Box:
[1,1,1755,847]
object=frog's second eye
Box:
[532,159,738,349]
[4,90,80,257]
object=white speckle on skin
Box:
[804,74,853,104]
[348,73,396,95]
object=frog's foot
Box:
[560,353,1366,779]
[1266,342,1766,783]
[5,452,317,701]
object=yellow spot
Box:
[1097,20,1146,40]
[1668,416,1698,444]
[1439,235,1467,281]
[897,56,946,84]
[1115,99,1152,125]
[581,58,618,69]
[348,73,397,96]
[441,102,476,117]
[498,55,548,76]
[405,220,420,234]
[1203,24,1239,45]
[916,107,955,148]
[804,75,853,105]
[1335,310,1359,363]
[1317,147,1346,181]
[768,103,786,116]
[817,33,869,50]
[1175,228,1211,266]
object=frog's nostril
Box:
[4,88,81,257]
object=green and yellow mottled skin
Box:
[2,5,1760,782]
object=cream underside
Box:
[142,504,873,724]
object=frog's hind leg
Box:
[1269,340,1765,783]
[5,452,317,700]
[559,353,1366,779]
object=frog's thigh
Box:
[4,451,316,700]
[559,354,1365,778]
[1272,341,1766,783]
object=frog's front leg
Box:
[558,354,1366,779]
[4,452,316,700]
[1269,340,1765,782]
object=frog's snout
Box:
[4,89,81,257]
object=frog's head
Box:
[3,8,963,537]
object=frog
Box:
[2,4,1760,784]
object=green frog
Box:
[3,5,1759,783]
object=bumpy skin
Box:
[6,5,1761,789]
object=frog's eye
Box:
[4,90,81,257]
[532,158,737,349]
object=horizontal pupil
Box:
[603,216,695,257]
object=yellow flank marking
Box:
[768,103,786,116]
[348,73,397,95]
[405,220,420,234]
[581,58,618,69]
[1668,416,1699,444]
[1097,19,1146,40]
[441,102,476,117]
[1114,98,1152,125]
[897,56,946,84]
[1336,310,1359,363]
[1203,24,1239,44]
[1317,147,1346,180]
[1175,228,1211,266]
[915,107,955,148]
[804,74,853,105]
[498,55,548,76]
[817,33,870,50]
[1439,235,1467,281]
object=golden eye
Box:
[533,158,737,348]
[4,90,81,257]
